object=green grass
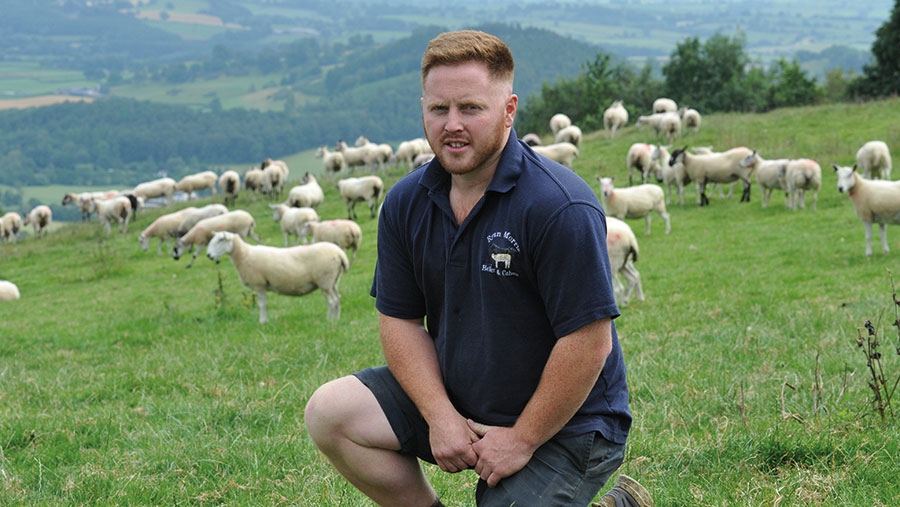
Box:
[3,98,900,504]
[0,62,95,98]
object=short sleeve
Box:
[370,189,427,319]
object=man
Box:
[305,30,651,507]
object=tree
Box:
[662,33,753,112]
[851,0,900,97]
[767,59,820,109]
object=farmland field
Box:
[2,98,900,504]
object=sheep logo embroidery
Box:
[483,231,520,277]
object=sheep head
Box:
[206,231,235,263]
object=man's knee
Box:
[305,376,358,447]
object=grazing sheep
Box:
[261,158,290,184]
[139,206,197,255]
[394,140,422,169]
[270,203,319,246]
[133,177,177,206]
[626,143,659,186]
[173,204,229,238]
[1,212,23,243]
[651,144,689,206]
[206,231,349,323]
[784,159,822,210]
[305,219,363,264]
[679,107,702,133]
[0,280,20,301]
[598,177,671,235]
[175,171,218,198]
[316,146,346,173]
[173,209,260,268]
[834,163,900,256]
[603,101,629,138]
[243,168,266,200]
[668,146,756,206]
[23,205,52,239]
[336,175,384,220]
[521,133,542,147]
[856,141,892,180]
[531,142,579,168]
[636,113,680,143]
[89,196,132,234]
[549,113,572,135]
[337,141,380,172]
[262,163,287,198]
[287,173,325,209]
[413,153,435,168]
[738,151,790,208]
[653,97,677,114]
[218,170,240,207]
[554,124,582,147]
[605,216,643,306]
[62,190,119,221]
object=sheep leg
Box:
[157,238,164,256]
[257,290,268,323]
[644,215,651,235]
[611,272,625,306]
[740,181,751,203]
[880,223,889,253]
[284,231,290,247]
[622,262,643,302]
[798,189,807,209]
[660,208,671,234]
[864,222,874,256]
[811,190,818,210]
[323,286,341,320]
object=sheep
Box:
[1,212,23,243]
[304,219,363,264]
[270,203,319,246]
[412,137,433,155]
[738,151,790,208]
[679,107,702,133]
[23,205,52,239]
[205,231,349,323]
[173,204,229,238]
[218,170,240,207]
[554,124,582,147]
[62,190,119,221]
[414,153,435,168]
[521,133,542,147]
[531,142,579,168]
[263,163,286,198]
[316,146,346,173]
[261,158,290,184]
[650,144,688,206]
[856,141,892,180]
[653,97,677,114]
[668,146,756,206]
[784,159,822,210]
[834,163,900,256]
[287,173,325,209]
[337,140,380,172]
[243,167,266,200]
[598,177,671,235]
[139,206,197,255]
[603,101,628,138]
[88,196,132,234]
[635,113,680,143]
[549,113,572,135]
[0,280,20,301]
[336,175,384,220]
[605,216,643,306]
[354,138,392,169]
[175,171,218,198]
[172,209,260,268]
[626,143,659,186]
[133,177,176,206]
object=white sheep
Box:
[173,203,229,238]
[337,141,380,172]
[0,280,20,301]
[413,153,435,168]
[785,159,822,210]
[626,143,659,186]
[653,97,677,114]
[635,113,680,143]
[856,141,892,180]
[262,158,290,184]
[269,203,319,246]
[336,175,384,219]
[287,173,325,209]
[549,113,572,135]
[173,209,260,268]
[23,205,52,239]
[62,190,119,221]
[89,196,132,234]
[679,107,701,133]
[521,133,542,147]
[133,177,176,206]
[668,146,756,206]
[139,206,197,255]
[605,216,643,306]
[554,124,582,147]
[218,170,241,207]
[650,144,688,206]
[175,171,218,198]
[834,164,900,256]
[205,231,349,323]
[1,212,23,243]
[316,146,346,173]
[738,151,790,208]
[603,101,628,138]
[243,167,266,200]
[598,177,671,235]
[304,219,363,264]
[531,142,579,168]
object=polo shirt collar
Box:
[419,127,523,194]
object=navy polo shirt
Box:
[371,128,631,444]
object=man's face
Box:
[421,61,517,177]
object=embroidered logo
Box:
[482,231,520,277]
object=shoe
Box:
[592,474,653,507]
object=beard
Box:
[426,117,510,177]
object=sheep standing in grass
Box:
[605,216,643,306]
[336,175,384,219]
[521,133,542,146]
[270,203,319,246]
[337,141,380,172]
[598,177,671,235]
[173,204,228,238]
[549,113,571,135]
[636,113,680,143]
[139,207,197,255]
[651,144,690,206]
[24,205,52,239]
[554,124,582,147]
[218,170,240,207]
[1,212,23,243]
[679,107,701,133]
[739,151,790,208]
[175,171,218,198]
[626,143,659,186]
[0,280,20,301]
[262,158,290,184]
[316,146,346,174]
[243,168,266,200]
[133,177,176,206]
[856,141,892,180]
[531,142,579,168]
[262,163,287,198]
[173,210,261,268]
[668,146,756,206]
[62,191,119,221]
[89,196,132,235]
[784,159,822,210]
[603,101,628,138]
[414,153,435,168]
[653,98,677,114]
[206,231,349,323]
[305,219,363,264]
[287,173,325,209]
[834,164,900,256]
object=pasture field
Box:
[2,98,900,505]
[0,62,95,99]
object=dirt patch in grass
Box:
[0,95,94,110]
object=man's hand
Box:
[429,412,480,473]
[468,419,536,487]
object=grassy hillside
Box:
[2,98,900,504]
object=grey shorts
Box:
[353,366,626,507]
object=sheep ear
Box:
[852,164,858,173]
[832,163,839,172]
